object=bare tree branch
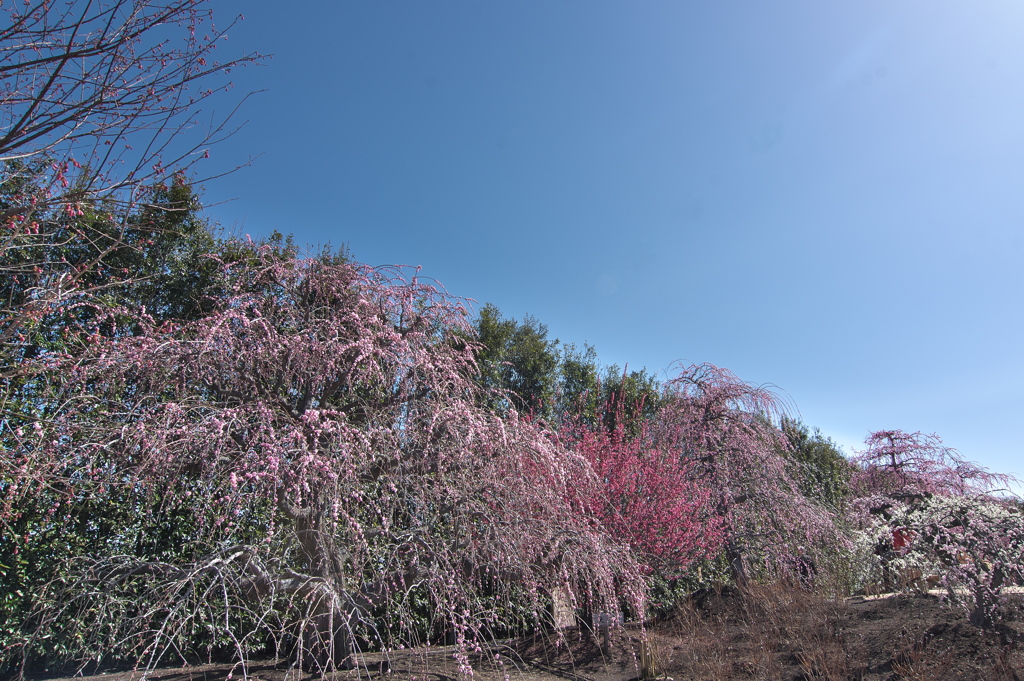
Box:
[1,0,264,374]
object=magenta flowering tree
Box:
[849,430,1022,627]
[565,409,724,576]
[5,252,644,674]
[651,364,839,585]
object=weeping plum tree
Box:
[651,364,839,585]
[852,430,1012,499]
[4,251,644,675]
[849,430,1022,627]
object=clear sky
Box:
[200,0,1023,485]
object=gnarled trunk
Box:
[283,497,358,671]
[297,586,355,671]
[725,538,748,588]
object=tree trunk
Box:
[300,597,354,672]
[968,586,995,629]
[288,501,357,671]
[726,538,748,588]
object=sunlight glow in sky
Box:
[203,0,1023,487]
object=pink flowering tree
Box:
[849,430,1022,627]
[651,364,840,585]
[4,252,644,675]
[852,430,1012,499]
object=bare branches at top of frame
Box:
[0,0,265,216]
[0,1,264,368]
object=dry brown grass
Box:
[19,584,1024,681]
[649,580,1022,680]
[659,581,866,680]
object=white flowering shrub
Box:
[847,493,1023,626]
[845,431,1022,627]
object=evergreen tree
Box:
[473,303,560,416]
[780,417,853,510]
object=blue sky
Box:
[201,0,1023,485]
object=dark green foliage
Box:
[117,179,227,324]
[1,488,272,674]
[646,554,731,617]
[1,383,284,673]
[780,417,853,510]
[473,303,561,415]
[471,304,662,432]
[597,364,663,437]
[555,342,601,423]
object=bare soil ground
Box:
[26,586,1024,681]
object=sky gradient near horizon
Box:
[200,0,1024,486]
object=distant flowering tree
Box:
[3,252,644,675]
[852,430,1011,499]
[651,364,839,585]
[849,430,1022,627]
[914,495,1022,628]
